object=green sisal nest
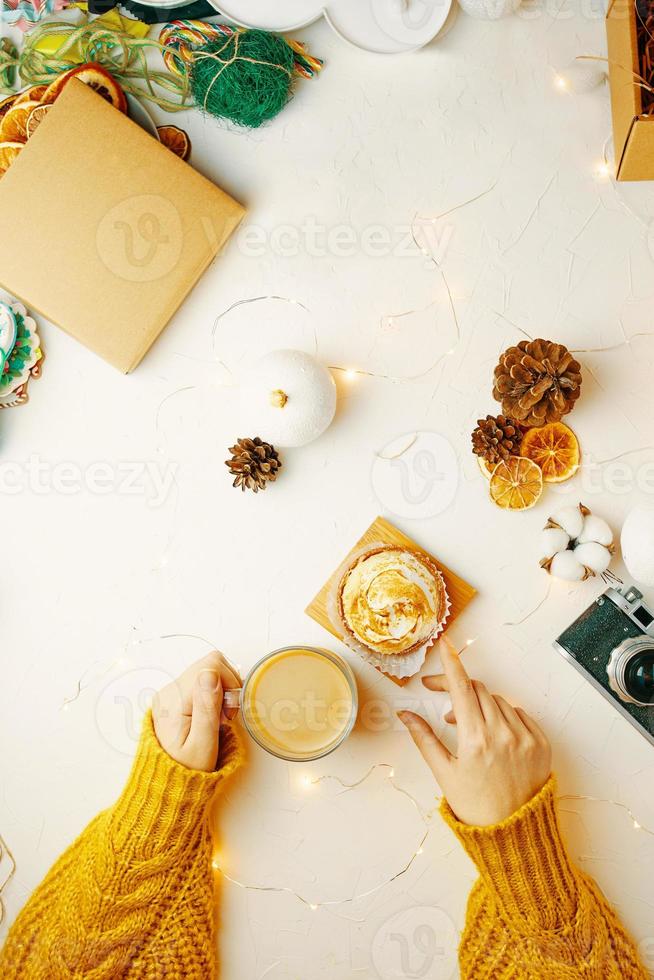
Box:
[191,30,296,129]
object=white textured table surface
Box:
[2,5,654,978]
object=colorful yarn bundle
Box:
[159,20,323,128]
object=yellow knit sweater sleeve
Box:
[441,776,648,979]
[0,711,242,979]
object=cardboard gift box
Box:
[0,80,245,371]
[607,0,654,181]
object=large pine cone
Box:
[225,437,281,493]
[493,339,582,427]
[471,415,520,465]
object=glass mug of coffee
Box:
[223,647,358,762]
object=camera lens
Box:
[624,651,654,705]
[607,638,654,707]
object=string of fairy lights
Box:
[209,768,654,914]
[213,763,437,912]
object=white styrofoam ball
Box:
[549,550,586,582]
[555,61,606,94]
[458,0,520,19]
[573,542,611,575]
[577,514,613,547]
[240,349,337,449]
[621,507,654,586]
[540,527,570,558]
[550,505,584,540]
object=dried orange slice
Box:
[0,94,17,119]
[0,141,24,176]
[26,103,51,139]
[520,422,580,484]
[14,85,48,104]
[157,125,191,161]
[489,456,543,510]
[42,63,127,113]
[0,101,41,142]
[477,456,494,479]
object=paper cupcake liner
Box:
[327,541,451,680]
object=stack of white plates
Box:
[208,0,454,54]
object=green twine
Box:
[0,39,18,91]
[3,19,190,111]
[191,30,295,129]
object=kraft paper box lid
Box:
[0,79,245,372]
[606,0,654,181]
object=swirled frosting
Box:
[339,547,448,656]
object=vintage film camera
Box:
[554,586,654,747]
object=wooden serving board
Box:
[305,516,477,686]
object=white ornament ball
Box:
[555,61,606,94]
[621,507,654,586]
[458,0,520,18]
[549,551,586,582]
[573,542,611,576]
[240,350,337,449]
[577,514,613,547]
[540,527,570,559]
[551,505,585,540]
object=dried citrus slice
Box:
[0,94,17,119]
[0,141,24,176]
[157,125,191,161]
[0,101,41,142]
[25,103,51,139]
[477,455,494,479]
[520,422,580,484]
[489,456,543,510]
[42,63,127,113]
[14,85,48,104]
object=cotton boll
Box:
[540,527,570,558]
[574,542,611,575]
[577,515,613,547]
[549,550,586,582]
[551,506,584,540]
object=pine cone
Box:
[471,414,520,465]
[225,437,282,493]
[493,339,582,427]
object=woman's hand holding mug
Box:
[152,652,241,772]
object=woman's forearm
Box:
[442,777,648,979]
[0,712,242,979]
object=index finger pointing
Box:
[438,636,483,735]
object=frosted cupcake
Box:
[337,546,449,657]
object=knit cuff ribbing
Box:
[440,776,580,928]
[106,711,243,855]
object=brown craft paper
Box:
[607,0,654,181]
[0,80,245,372]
